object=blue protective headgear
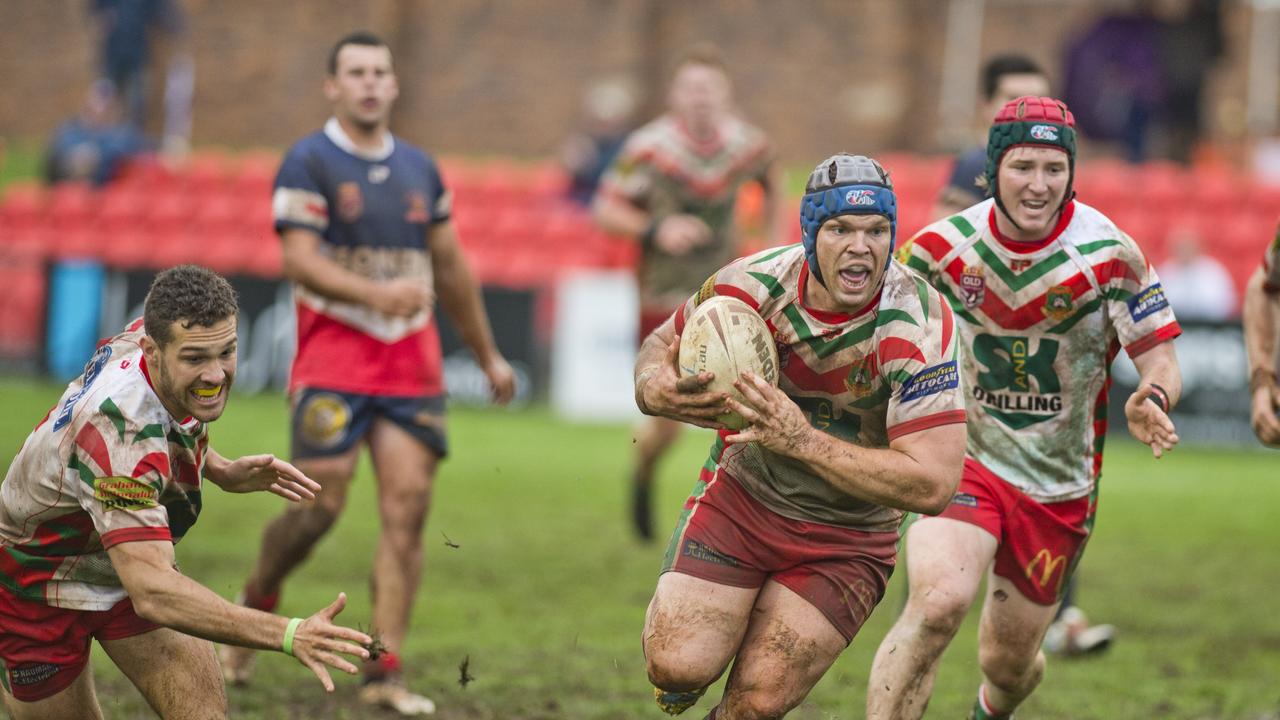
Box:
[799,154,896,286]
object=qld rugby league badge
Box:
[960,265,986,308]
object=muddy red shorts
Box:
[638,306,679,345]
[0,586,158,701]
[937,457,1095,605]
[661,470,897,643]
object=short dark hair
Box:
[981,54,1045,101]
[670,42,728,81]
[328,30,389,75]
[144,265,239,347]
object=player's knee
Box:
[723,686,792,720]
[907,585,970,638]
[978,642,1043,692]
[644,646,720,692]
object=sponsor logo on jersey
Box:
[893,239,914,265]
[53,345,113,432]
[694,274,718,306]
[844,355,877,399]
[405,191,430,223]
[845,189,877,206]
[368,164,390,184]
[336,182,363,222]
[94,476,159,511]
[1010,258,1032,272]
[1127,283,1169,322]
[298,393,351,449]
[951,492,978,508]
[899,361,959,403]
[972,334,1062,428]
[1025,548,1068,592]
[960,265,986,308]
[1042,285,1074,321]
[1029,124,1060,141]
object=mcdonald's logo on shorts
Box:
[1024,549,1068,593]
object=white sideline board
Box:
[551,270,642,422]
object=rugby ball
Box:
[678,295,780,430]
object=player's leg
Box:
[0,664,103,720]
[359,396,446,716]
[866,517,997,720]
[704,581,847,719]
[632,415,683,540]
[222,389,367,684]
[643,571,757,714]
[971,572,1059,718]
[101,628,226,720]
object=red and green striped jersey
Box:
[897,200,1181,502]
[0,321,208,611]
[597,113,772,311]
[1263,221,1280,293]
[674,245,965,532]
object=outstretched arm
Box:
[430,220,515,404]
[724,372,964,515]
[203,448,320,501]
[1244,267,1280,445]
[107,540,371,691]
[1124,340,1182,458]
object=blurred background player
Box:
[1244,222,1280,446]
[44,80,149,187]
[219,31,515,716]
[559,75,639,206]
[871,97,1182,720]
[0,265,371,719]
[636,154,966,718]
[929,54,1115,659]
[933,55,1050,220]
[593,43,785,542]
[1155,224,1238,322]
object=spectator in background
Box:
[1156,225,1238,321]
[91,0,193,158]
[593,43,785,543]
[45,80,149,186]
[560,76,639,206]
[1243,223,1280,446]
[933,55,1050,219]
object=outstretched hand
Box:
[636,336,728,429]
[1250,384,1280,447]
[1124,384,1179,458]
[724,371,813,456]
[290,592,374,692]
[215,454,320,501]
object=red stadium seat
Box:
[46,182,98,232]
[0,183,45,232]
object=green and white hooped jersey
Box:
[898,200,1181,503]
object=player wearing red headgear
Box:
[867,97,1183,720]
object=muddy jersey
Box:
[1263,221,1280,294]
[898,199,1181,502]
[273,118,451,396]
[673,246,966,532]
[598,114,771,311]
[0,320,208,611]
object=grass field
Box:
[1,376,1278,719]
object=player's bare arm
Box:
[203,448,320,501]
[107,539,372,691]
[280,227,429,318]
[593,192,710,255]
[1124,340,1182,458]
[725,371,964,514]
[429,219,516,404]
[634,317,728,429]
[1243,267,1280,445]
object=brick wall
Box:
[0,0,1252,164]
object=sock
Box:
[653,685,707,715]
[971,685,1012,720]
[241,585,278,613]
[364,651,402,683]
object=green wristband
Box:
[282,617,303,657]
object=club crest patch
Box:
[336,182,363,222]
[960,265,986,308]
[844,355,877,399]
[1042,285,1074,321]
[405,191,430,223]
[298,393,351,449]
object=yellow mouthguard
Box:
[193,387,221,398]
